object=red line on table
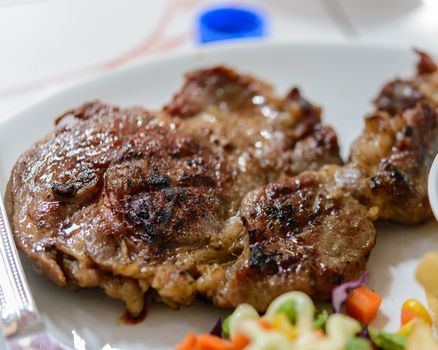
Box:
[0,0,200,98]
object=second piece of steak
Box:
[335,51,438,224]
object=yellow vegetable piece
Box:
[416,253,438,328]
[406,320,438,350]
[272,313,298,340]
[416,253,438,298]
[425,291,438,329]
[397,319,417,337]
[265,291,314,336]
[402,298,432,326]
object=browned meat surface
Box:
[6,66,353,315]
[163,66,342,206]
[334,51,438,224]
[199,169,376,311]
[5,103,153,289]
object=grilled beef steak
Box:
[200,168,376,311]
[6,66,353,315]
[334,51,438,224]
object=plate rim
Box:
[0,39,430,129]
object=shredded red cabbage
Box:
[332,271,368,313]
[359,325,371,339]
[210,318,222,337]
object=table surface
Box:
[1,0,437,119]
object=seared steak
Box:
[163,66,342,205]
[200,168,376,311]
[335,51,438,224]
[6,102,153,290]
[6,66,375,316]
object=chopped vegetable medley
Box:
[176,276,436,349]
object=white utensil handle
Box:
[0,193,39,337]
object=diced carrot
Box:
[195,334,234,350]
[176,331,197,350]
[346,286,382,325]
[312,329,324,340]
[259,318,272,330]
[401,307,416,326]
[231,333,250,350]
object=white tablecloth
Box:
[0,0,437,118]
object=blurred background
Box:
[0,0,437,118]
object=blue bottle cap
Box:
[198,6,266,44]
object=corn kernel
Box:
[402,299,432,326]
[272,313,298,340]
[398,319,417,336]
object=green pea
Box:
[313,309,329,329]
[346,337,373,350]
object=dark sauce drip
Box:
[119,306,148,325]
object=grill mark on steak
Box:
[248,243,279,274]
[52,183,77,198]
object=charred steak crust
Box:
[7,65,378,316]
[203,170,376,311]
[164,66,275,118]
[336,51,438,224]
[6,103,153,289]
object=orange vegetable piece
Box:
[259,318,272,330]
[401,307,417,326]
[401,298,432,325]
[231,333,250,350]
[176,331,197,350]
[346,286,382,325]
[195,334,234,350]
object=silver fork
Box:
[0,192,67,349]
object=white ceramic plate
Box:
[1,42,438,350]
